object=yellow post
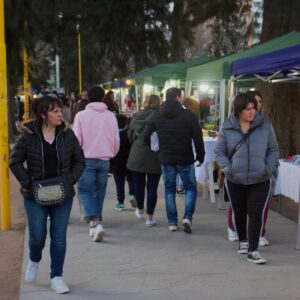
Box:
[76,23,82,94]
[23,48,30,120]
[0,0,11,230]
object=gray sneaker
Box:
[183,218,192,234]
[238,241,249,254]
[247,251,267,264]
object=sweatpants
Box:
[225,180,271,252]
[228,202,269,237]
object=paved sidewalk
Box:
[20,178,300,300]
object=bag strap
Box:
[228,126,257,161]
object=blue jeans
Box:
[132,171,161,215]
[24,197,73,279]
[161,164,197,225]
[77,159,110,221]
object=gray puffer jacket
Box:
[214,112,279,185]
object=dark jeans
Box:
[132,171,161,215]
[113,171,135,204]
[24,197,73,279]
[225,180,271,252]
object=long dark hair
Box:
[31,96,63,126]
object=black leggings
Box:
[225,180,271,252]
[132,171,161,215]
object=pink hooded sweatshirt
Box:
[73,102,120,160]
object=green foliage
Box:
[206,0,252,56]
[4,0,249,93]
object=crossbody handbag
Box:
[223,126,257,202]
[32,175,68,206]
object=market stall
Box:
[186,31,300,122]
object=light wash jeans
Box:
[77,159,110,222]
[161,164,197,225]
[24,197,73,278]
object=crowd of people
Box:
[9,85,279,294]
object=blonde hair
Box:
[143,94,160,109]
[183,96,200,121]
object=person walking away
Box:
[102,90,119,114]
[73,86,120,242]
[142,88,205,233]
[111,114,136,210]
[214,93,279,264]
[127,95,161,227]
[175,96,201,195]
[9,96,85,294]
[227,91,271,247]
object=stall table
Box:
[274,160,300,249]
[195,138,224,207]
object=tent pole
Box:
[228,77,235,117]
[185,81,192,97]
[220,79,226,125]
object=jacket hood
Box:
[86,102,108,113]
[19,119,69,135]
[160,100,184,119]
[222,111,264,130]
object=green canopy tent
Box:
[133,56,215,86]
[123,56,216,107]
[186,31,300,123]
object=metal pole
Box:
[55,53,60,90]
[220,79,226,125]
[76,24,82,94]
[0,0,11,230]
[23,48,30,120]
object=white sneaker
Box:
[145,220,157,227]
[168,224,178,232]
[135,209,144,220]
[183,218,192,234]
[89,227,95,237]
[259,236,269,246]
[51,276,70,294]
[228,228,238,242]
[25,260,39,282]
[93,224,105,242]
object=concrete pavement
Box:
[20,178,300,300]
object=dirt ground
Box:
[0,173,26,300]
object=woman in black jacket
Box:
[10,96,85,294]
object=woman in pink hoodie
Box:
[73,86,120,242]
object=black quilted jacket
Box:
[9,120,85,198]
[142,99,205,165]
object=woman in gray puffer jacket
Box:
[214,93,279,265]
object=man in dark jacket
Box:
[142,87,205,233]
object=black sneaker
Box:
[247,251,267,264]
[238,241,249,254]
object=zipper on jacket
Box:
[35,130,45,179]
[55,130,63,176]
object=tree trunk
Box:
[258,0,300,157]
[169,0,184,62]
